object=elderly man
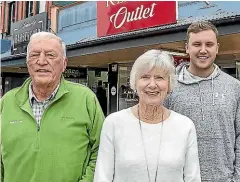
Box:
[0,32,105,182]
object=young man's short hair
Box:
[186,21,218,42]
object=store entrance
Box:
[65,67,108,116]
[118,63,138,111]
[1,67,109,116]
[87,68,108,116]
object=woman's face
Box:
[136,67,169,106]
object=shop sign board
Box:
[63,68,87,79]
[12,12,48,54]
[97,1,177,37]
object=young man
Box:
[165,21,240,182]
[0,32,105,182]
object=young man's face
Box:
[186,29,219,73]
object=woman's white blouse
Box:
[94,108,201,182]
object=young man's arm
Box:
[79,95,105,182]
[233,96,240,181]
[184,121,201,182]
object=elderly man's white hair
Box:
[27,31,66,59]
[130,49,176,92]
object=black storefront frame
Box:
[1,72,29,94]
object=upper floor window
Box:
[10,1,15,22]
[7,1,15,34]
[58,2,96,32]
[25,1,33,18]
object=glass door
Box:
[118,64,138,111]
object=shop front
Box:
[2,1,240,115]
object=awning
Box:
[2,14,240,68]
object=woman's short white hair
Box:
[27,31,66,59]
[130,49,176,92]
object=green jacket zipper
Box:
[35,122,40,150]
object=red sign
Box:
[97,1,177,37]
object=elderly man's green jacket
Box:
[0,77,105,182]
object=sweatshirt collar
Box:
[177,62,220,84]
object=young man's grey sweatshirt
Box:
[164,63,240,182]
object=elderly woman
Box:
[94,50,201,182]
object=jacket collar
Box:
[15,76,69,109]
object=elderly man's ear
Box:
[63,57,68,72]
